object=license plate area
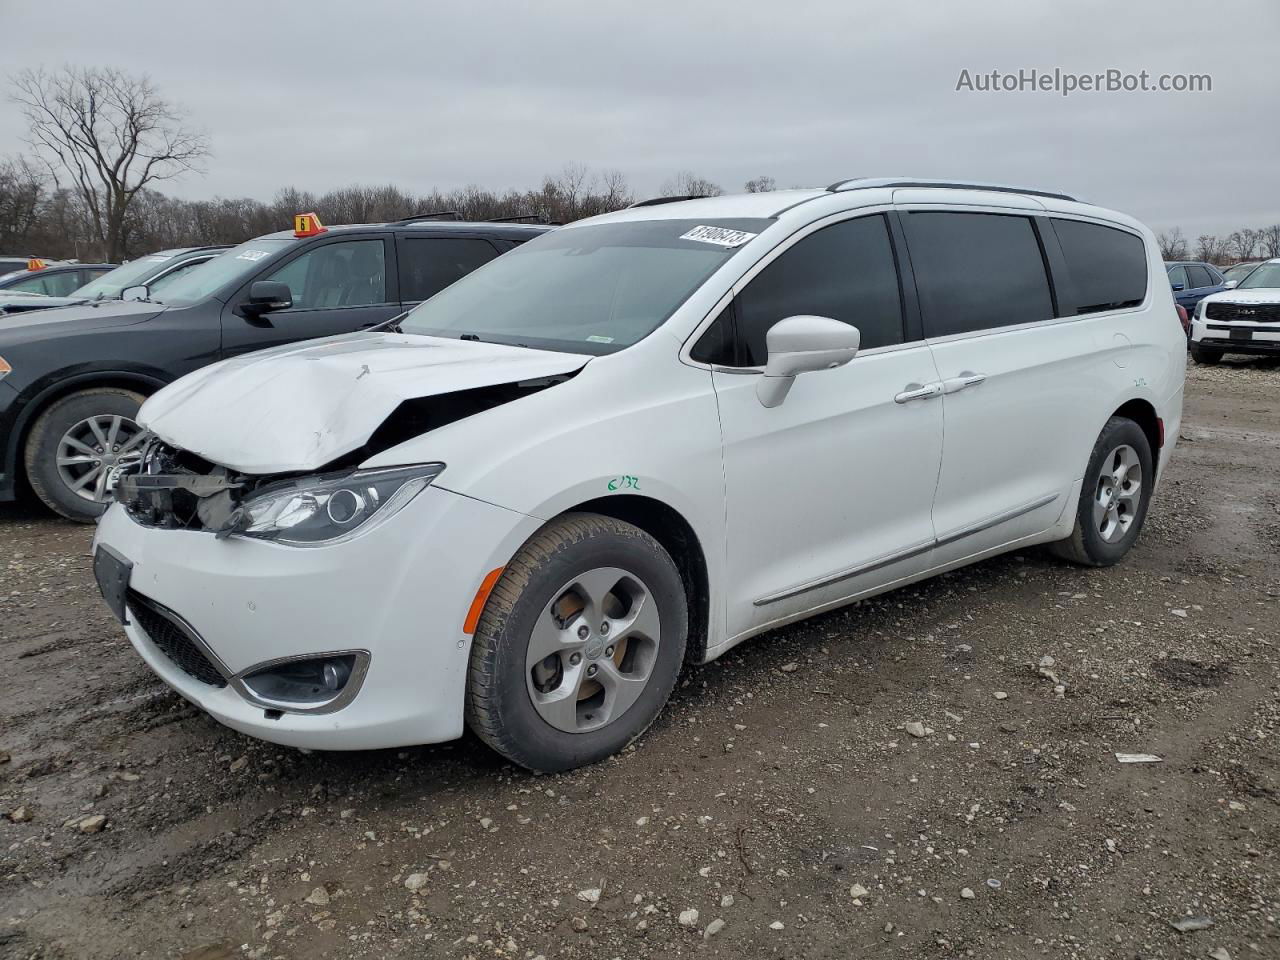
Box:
[1230,328,1253,341]
[93,545,133,624]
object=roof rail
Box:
[628,195,710,208]
[485,213,549,223]
[825,177,1079,203]
[394,210,463,223]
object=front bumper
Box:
[92,485,541,750]
[1192,318,1280,355]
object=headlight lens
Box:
[220,463,444,547]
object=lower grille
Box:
[1206,302,1280,323]
[128,591,227,687]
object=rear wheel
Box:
[1050,416,1154,567]
[1191,342,1223,365]
[23,388,147,522]
[466,513,688,772]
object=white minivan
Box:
[93,179,1186,771]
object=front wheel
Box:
[23,388,147,522]
[466,514,688,772]
[1049,416,1154,567]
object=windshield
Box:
[1239,263,1280,290]
[398,218,772,354]
[1223,263,1257,282]
[152,239,294,306]
[71,253,180,300]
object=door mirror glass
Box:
[756,315,860,407]
[121,284,149,302]
[244,280,294,314]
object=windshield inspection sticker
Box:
[585,335,615,344]
[679,225,758,248]
[235,249,272,262]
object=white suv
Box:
[93,179,1186,771]
[1189,258,1280,364]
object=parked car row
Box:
[0,216,548,519]
[0,258,116,298]
[1188,258,1280,364]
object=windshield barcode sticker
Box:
[144,255,174,263]
[679,225,757,248]
[236,250,271,262]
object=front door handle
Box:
[894,382,943,404]
[942,372,987,394]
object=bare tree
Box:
[1194,233,1229,264]
[1156,227,1187,261]
[1262,224,1280,260]
[12,66,209,262]
[0,155,47,252]
[660,171,723,197]
[744,175,776,193]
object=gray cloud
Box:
[2,0,1276,236]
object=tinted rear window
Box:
[1185,264,1213,289]
[398,237,500,303]
[1052,219,1148,314]
[903,212,1054,337]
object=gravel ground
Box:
[2,358,1278,960]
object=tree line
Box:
[1156,225,1280,266]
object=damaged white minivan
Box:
[93,179,1186,771]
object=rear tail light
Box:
[1175,304,1189,334]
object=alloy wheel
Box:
[56,415,147,504]
[525,567,661,734]
[1092,443,1142,543]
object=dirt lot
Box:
[2,359,1278,960]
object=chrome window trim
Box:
[148,254,216,285]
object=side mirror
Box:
[1170,282,1185,291]
[1224,279,1238,289]
[121,284,149,301]
[756,315,859,408]
[243,280,293,315]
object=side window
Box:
[718,215,904,367]
[263,239,386,310]
[398,238,499,303]
[1185,265,1213,289]
[149,258,209,295]
[903,212,1054,337]
[1166,265,1188,288]
[9,271,82,296]
[1050,218,1148,314]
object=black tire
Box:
[1050,416,1154,567]
[466,513,688,772]
[1191,343,1223,365]
[23,388,145,523]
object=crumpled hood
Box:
[1202,288,1280,306]
[140,332,592,474]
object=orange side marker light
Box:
[463,567,506,635]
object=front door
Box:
[221,236,400,356]
[701,213,944,638]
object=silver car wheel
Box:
[1092,443,1142,543]
[56,415,147,504]
[525,566,661,734]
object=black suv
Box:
[0,218,549,520]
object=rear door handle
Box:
[894,382,943,404]
[941,372,987,394]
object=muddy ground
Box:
[2,358,1278,960]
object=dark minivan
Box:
[0,218,549,520]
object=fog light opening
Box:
[238,652,366,711]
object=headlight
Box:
[219,463,444,547]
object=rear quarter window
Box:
[1051,219,1148,314]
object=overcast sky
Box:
[2,0,1277,237]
